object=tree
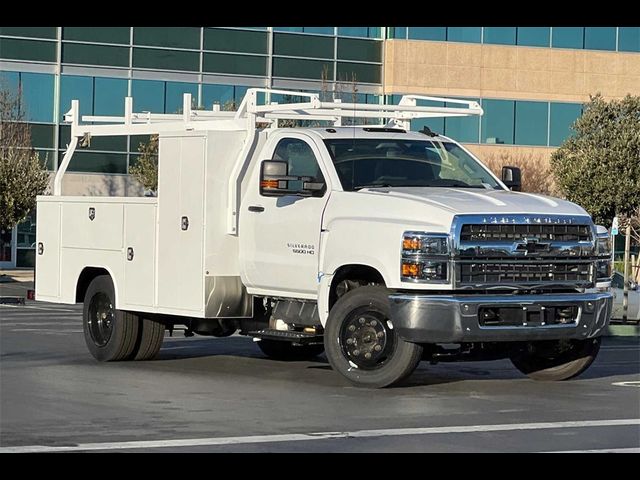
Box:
[550,94,640,232]
[481,150,560,197]
[129,134,158,193]
[0,86,50,230]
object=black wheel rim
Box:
[87,292,114,347]
[339,306,396,370]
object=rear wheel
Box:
[131,317,165,361]
[257,339,324,361]
[324,286,423,388]
[83,275,138,362]
[510,338,601,381]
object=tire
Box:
[324,285,423,388]
[83,275,139,362]
[131,317,165,361]
[257,339,324,361]
[510,337,601,381]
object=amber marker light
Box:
[401,262,421,277]
[403,237,421,251]
[261,180,279,189]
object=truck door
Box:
[240,134,329,297]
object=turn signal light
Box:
[401,262,421,277]
[403,237,421,251]
[261,180,279,189]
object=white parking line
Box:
[9,328,83,334]
[612,381,640,388]
[1,322,79,327]
[547,447,640,453]
[1,419,638,453]
[0,304,78,312]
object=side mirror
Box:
[260,160,325,197]
[502,166,522,192]
[260,160,293,197]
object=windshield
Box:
[323,138,502,191]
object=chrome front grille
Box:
[457,260,594,285]
[460,223,591,242]
[451,215,597,289]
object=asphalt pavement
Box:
[0,300,639,453]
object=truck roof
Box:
[303,126,452,142]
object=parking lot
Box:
[0,300,639,453]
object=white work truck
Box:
[36,89,613,387]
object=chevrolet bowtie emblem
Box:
[513,238,551,255]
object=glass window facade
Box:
[60,75,94,120]
[273,33,334,59]
[483,27,517,46]
[619,27,640,53]
[62,43,129,67]
[408,27,446,41]
[446,27,481,44]
[94,77,128,116]
[481,99,515,144]
[0,38,57,62]
[516,27,550,47]
[133,27,200,50]
[204,28,268,54]
[551,27,584,49]
[165,82,198,114]
[133,48,199,72]
[0,27,57,39]
[337,38,382,63]
[20,73,55,123]
[584,27,617,51]
[63,26,130,44]
[514,101,548,146]
[131,79,165,113]
[337,27,381,39]
[549,103,582,147]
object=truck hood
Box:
[323,187,590,234]
[366,187,588,216]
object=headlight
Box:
[401,232,449,283]
[595,225,612,281]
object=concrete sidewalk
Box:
[0,270,34,305]
[0,269,34,283]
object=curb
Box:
[605,324,640,337]
[0,297,26,305]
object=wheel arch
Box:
[75,266,119,305]
[318,263,386,326]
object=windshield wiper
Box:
[353,183,394,191]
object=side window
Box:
[271,138,325,192]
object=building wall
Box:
[384,40,640,102]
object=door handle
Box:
[248,205,265,213]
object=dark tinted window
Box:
[324,139,499,191]
[271,138,324,192]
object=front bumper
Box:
[388,292,612,343]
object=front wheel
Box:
[324,286,423,388]
[510,338,601,381]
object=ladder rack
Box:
[54,88,484,235]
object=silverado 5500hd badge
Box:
[287,242,315,255]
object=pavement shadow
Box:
[148,335,639,388]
